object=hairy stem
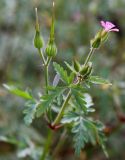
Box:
[40,61,52,160]
[53,90,71,126]
[45,57,52,94]
[38,51,52,159]
[45,65,49,94]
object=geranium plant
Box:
[3,2,119,160]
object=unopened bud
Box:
[45,40,57,57]
[34,31,44,49]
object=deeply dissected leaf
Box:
[53,62,70,84]
[71,117,107,157]
[61,111,79,124]
[36,87,65,117]
[99,133,109,158]
[23,101,38,125]
[71,88,87,112]
[72,118,88,156]
[84,93,94,108]
[3,84,33,100]
[83,119,99,145]
[89,76,112,85]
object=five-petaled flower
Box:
[100,21,119,32]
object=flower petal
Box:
[106,21,115,30]
[109,28,119,32]
[100,21,106,28]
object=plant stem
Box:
[38,48,46,65]
[53,90,71,126]
[46,57,52,66]
[44,57,52,94]
[83,47,95,66]
[45,65,49,94]
[40,129,53,160]
[38,49,52,159]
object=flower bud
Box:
[45,40,57,57]
[34,31,44,49]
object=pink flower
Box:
[100,21,119,32]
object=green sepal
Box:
[91,30,102,48]
[91,37,101,48]
[73,60,81,72]
[101,30,109,43]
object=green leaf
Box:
[72,118,88,156]
[36,87,65,117]
[3,84,33,100]
[72,116,107,157]
[89,76,112,85]
[61,111,79,124]
[83,119,99,145]
[69,72,75,84]
[53,62,70,84]
[98,133,109,158]
[71,88,87,112]
[23,101,38,125]
[94,121,108,157]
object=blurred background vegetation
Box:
[0,0,125,159]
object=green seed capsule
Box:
[45,41,57,57]
[34,31,44,49]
